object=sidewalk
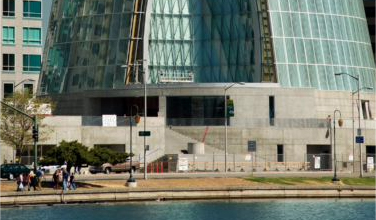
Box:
[1,177,375,206]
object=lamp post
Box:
[127,105,139,187]
[332,109,343,182]
[335,72,363,177]
[351,86,373,173]
[14,79,35,91]
[224,82,245,173]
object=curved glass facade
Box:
[268,0,375,91]
[148,0,261,83]
[38,0,375,95]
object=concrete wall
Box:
[1,86,375,165]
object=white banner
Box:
[367,157,374,171]
[102,115,117,127]
[178,158,189,171]
[314,156,321,169]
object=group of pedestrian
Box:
[52,165,77,192]
[16,168,44,192]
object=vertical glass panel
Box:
[285,38,297,63]
[268,0,280,11]
[281,13,293,37]
[295,39,306,64]
[299,64,310,88]
[300,14,311,37]
[273,38,286,63]
[288,64,300,87]
[304,40,315,64]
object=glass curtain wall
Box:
[39,0,136,94]
[148,0,262,83]
[268,0,375,91]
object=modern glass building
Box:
[38,0,375,95]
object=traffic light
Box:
[32,125,38,142]
[227,99,234,117]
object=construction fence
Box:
[144,153,376,173]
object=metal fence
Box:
[16,153,376,174]
[142,153,376,173]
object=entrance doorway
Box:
[306,145,332,171]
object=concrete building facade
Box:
[1,0,375,172]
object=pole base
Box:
[126,179,137,188]
[331,177,340,183]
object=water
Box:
[1,199,375,220]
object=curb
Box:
[1,186,375,206]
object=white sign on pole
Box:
[102,115,117,127]
[245,154,252,161]
[349,154,354,162]
[367,157,374,171]
[178,158,189,171]
[314,156,321,169]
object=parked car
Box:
[89,161,140,174]
[0,164,30,180]
[40,165,61,174]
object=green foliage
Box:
[0,91,54,157]
[89,146,130,166]
[40,140,90,166]
[39,140,130,167]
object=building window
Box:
[269,96,275,126]
[23,1,41,18]
[3,83,14,98]
[23,83,33,94]
[277,145,284,162]
[361,100,373,120]
[23,28,41,45]
[2,27,15,44]
[23,55,41,72]
[3,0,15,16]
[2,54,15,71]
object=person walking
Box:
[36,168,44,190]
[16,173,24,191]
[69,172,76,190]
[28,171,37,191]
[62,168,69,192]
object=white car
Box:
[41,165,61,174]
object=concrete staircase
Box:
[165,127,223,154]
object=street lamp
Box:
[127,105,140,187]
[335,72,364,177]
[224,82,245,173]
[332,109,343,182]
[350,86,373,173]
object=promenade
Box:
[1,172,375,206]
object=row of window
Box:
[3,0,41,18]
[3,82,34,98]
[2,54,41,72]
[2,26,41,45]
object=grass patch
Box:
[341,177,375,186]
[245,177,365,186]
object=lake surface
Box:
[1,199,375,220]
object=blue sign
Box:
[355,136,364,144]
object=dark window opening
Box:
[100,97,159,117]
[3,0,15,16]
[269,96,275,126]
[166,96,225,126]
[2,54,15,71]
[23,83,33,95]
[3,83,14,98]
[361,100,372,119]
[277,145,284,162]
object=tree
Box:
[39,140,131,167]
[39,140,91,168]
[0,91,53,162]
[89,146,130,166]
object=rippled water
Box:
[1,199,375,220]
